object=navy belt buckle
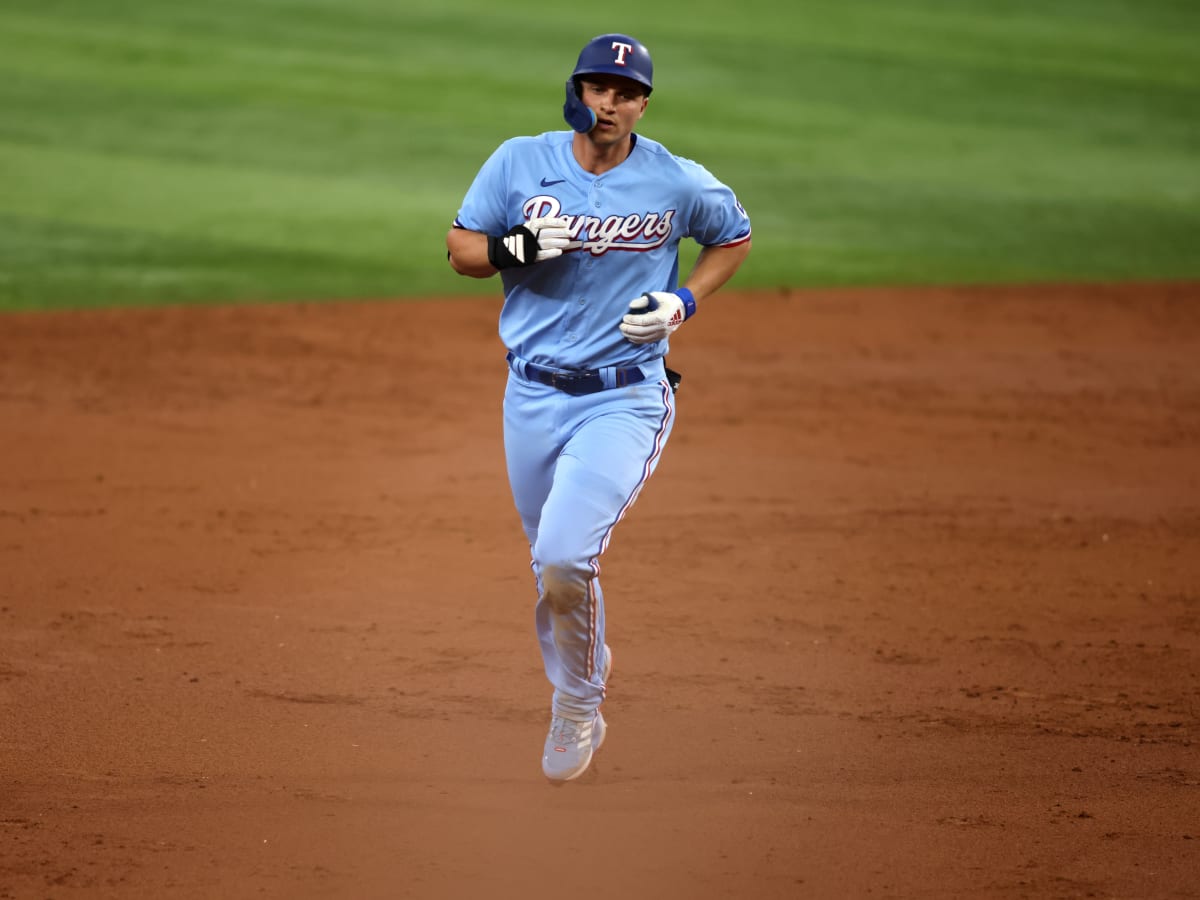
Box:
[551,371,597,395]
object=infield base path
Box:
[1,282,1198,899]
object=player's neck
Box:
[571,132,634,176]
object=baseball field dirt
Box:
[2,283,1198,899]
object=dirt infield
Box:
[2,283,1198,899]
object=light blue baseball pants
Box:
[503,354,675,719]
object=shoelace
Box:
[549,716,589,746]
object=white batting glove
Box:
[486,216,571,268]
[527,216,571,262]
[619,291,690,344]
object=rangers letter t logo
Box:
[611,41,633,65]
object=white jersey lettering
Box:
[522,195,676,256]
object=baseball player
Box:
[446,33,751,783]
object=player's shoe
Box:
[542,711,607,783]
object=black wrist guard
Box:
[487,224,538,269]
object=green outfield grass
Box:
[1,0,1197,310]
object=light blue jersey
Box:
[454,130,751,370]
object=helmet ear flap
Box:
[562,78,597,133]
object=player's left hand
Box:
[619,291,689,344]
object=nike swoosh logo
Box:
[540,177,566,187]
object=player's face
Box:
[579,76,648,146]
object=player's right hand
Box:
[487,217,571,269]
[527,216,571,261]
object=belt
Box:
[506,351,647,395]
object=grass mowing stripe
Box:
[0,215,430,312]
[0,141,448,264]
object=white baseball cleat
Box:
[540,644,613,783]
[542,711,607,783]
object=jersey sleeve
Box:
[452,141,513,236]
[683,162,752,248]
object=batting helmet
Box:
[562,33,654,133]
